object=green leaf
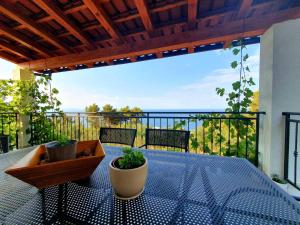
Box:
[232,48,240,55]
[243,54,249,62]
[231,61,238,69]
[52,88,59,94]
[118,147,145,169]
[216,88,225,96]
[232,81,241,91]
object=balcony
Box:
[1,0,300,224]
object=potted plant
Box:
[0,134,9,153]
[109,147,148,200]
[272,174,288,191]
[45,135,77,162]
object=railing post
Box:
[293,123,298,185]
[77,113,81,141]
[284,113,291,179]
[29,113,33,146]
[1,114,3,135]
[255,113,260,167]
[15,113,18,149]
[146,112,150,130]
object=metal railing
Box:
[0,112,19,151]
[30,111,264,165]
[283,112,300,190]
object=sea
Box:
[62,108,225,130]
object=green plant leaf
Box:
[232,48,240,55]
[232,81,241,91]
[118,147,145,169]
[231,61,238,69]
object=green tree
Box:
[0,76,61,114]
[85,103,100,129]
[102,104,116,113]
[120,106,144,124]
[250,91,259,112]
[85,103,100,113]
[120,106,130,113]
[102,104,118,125]
[0,75,62,145]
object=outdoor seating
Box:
[99,127,137,147]
[140,128,190,152]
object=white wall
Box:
[259,18,300,177]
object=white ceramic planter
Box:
[109,158,148,200]
[274,181,288,192]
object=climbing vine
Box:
[188,40,258,163]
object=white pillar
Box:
[259,18,300,177]
[12,66,33,148]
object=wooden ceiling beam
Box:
[0,51,21,63]
[114,0,187,23]
[34,0,95,49]
[234,0,253,20]
[15,0,186,31]
[0,22,52,58]
[134,0,154,34]
[188,0,198,29]
[58,10,235,47]
[0,1,73,54]
[83,0,122,41]
[19,7,300,71]
[0,39,33,59]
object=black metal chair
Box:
[140,128,190,152]
[99,128,137,147]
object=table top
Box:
[0,146,300,225]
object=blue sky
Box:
[0,44,260,110]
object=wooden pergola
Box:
[0,0,299,74]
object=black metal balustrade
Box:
[283,112,300,190]
[0,113,19,152]
[30,111,264,166]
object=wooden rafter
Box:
[134,0,154,33]
[0,0,298,69]
[18,0,187,26]
[58,8,234,41]
[34,0,95,49]
[0,51,21,63]
[234,0,253,20]
[188,0,198,29]
[83,0,122,40]
[0,1,73,54]
[0,39,32,59]
[115,0,187,23]
[18,7,299,71]
[0,22,51,58]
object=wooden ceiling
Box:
[0,0,299,74]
